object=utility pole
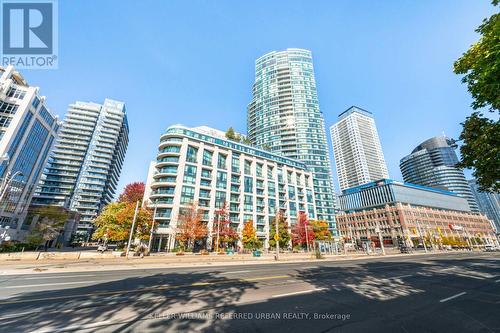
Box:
[148,202,157,252]
[275,210,280,261]
[304,222,310,253]
[375,223,386,256]
[416,220,428,253]
[215,212,220,254]
[126,201,140,257]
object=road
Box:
[0,252,499,332]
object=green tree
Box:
[225,127,236,140]
[268,210,290,249]
[453,0,500,192]
[457,113,499,191]
[27,206,69,247]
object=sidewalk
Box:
[0,250,476,275]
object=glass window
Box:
[232,156,240,173]
[244,176,253,193]
[180,186,195,203]
[218,154,227,169]
[256,163,263,177]
[183,165,197,184]
[244,195,253,211]
[203,150,213,166]
[186,146,198,163]
[216,171,227,189]
[244,160,252,175]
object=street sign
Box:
[274,233,280,241]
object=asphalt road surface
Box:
[0,252,499,332]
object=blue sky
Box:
[22,0,496,195]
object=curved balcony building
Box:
[400,136,478,212]
[143,125,317,252]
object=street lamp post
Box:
[304,222,310,253]
[148,202,157,252]
[125,201,140,257]
[375,223,386,256]
[416,220,428,253]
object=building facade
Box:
[330,106,389,192]
[469,179,500,232]
[247,48,336,231]
[337,179,497,247]
[33,99,129,238]
[0,65,59,240]
[143,125,317,252]
[400,136,478,212]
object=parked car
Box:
[484,245,500,252]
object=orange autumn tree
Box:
[92,202,152,242]
[92,182,153,243]
[241,220,262,250]
[176,202,208,251]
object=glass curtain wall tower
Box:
[247,49,336,232]
[33,99,129,236]
[400,136,478,212]
[0,65,59,240]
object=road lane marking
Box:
[243,275,289,282]
[191,282,211,286]
[393,274,414,279]
[21,274,97,280]
[495,279,500,283]
[440,292,466,303]
[4,280,100,289]
[453,273,485,280]
[272,288,326,298]
[0,274,290,304]
[219,270,251,274]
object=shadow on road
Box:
[0,255,499,332]
[0,271,258,332]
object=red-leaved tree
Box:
[119,182,145,204]
[213,203,238,251]
[291,211,315,249]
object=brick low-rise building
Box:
[337,179,497,248]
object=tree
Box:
[241,220,262,250]
[457,113,499,191]
[268,210,290,249]
[311,220,332,241]
[213,203,238,250]
[176,202,207,251]
[291,212,314,249]
[92,202,153,242]
[28,206,69,247]
[241,136,252,145]
[119,182,145,204]
[225,127,236,140]
[453,0,500,192]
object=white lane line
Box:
[440,292,467,303]
[393,274,414,279]
[21,274,97,280]
[4,280,100,289]
[453,273,485,280]
[495,279,500,283]
[272,288,326,298]
[30,320,113,333]
[219,270,251,275]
